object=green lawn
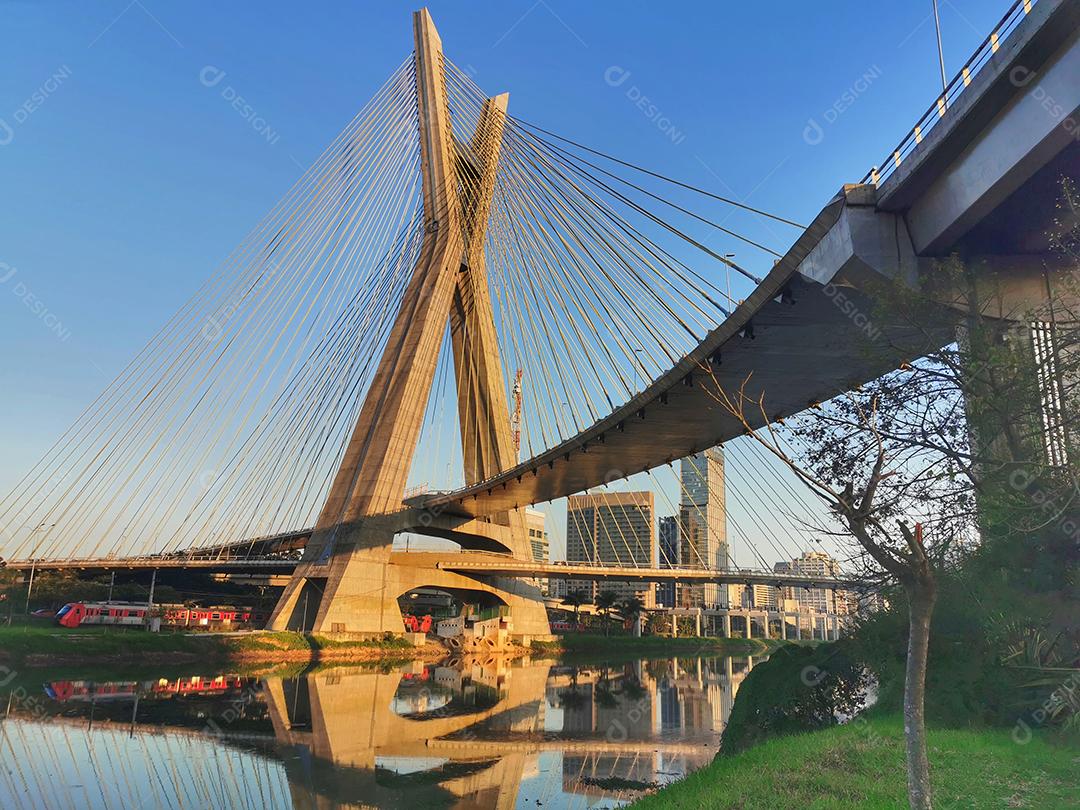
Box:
[0,621,416,666]
[632,715,1079,809]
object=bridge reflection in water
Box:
[0,653,759,809]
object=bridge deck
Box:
[5,552,853,589]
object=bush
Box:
[719,643,868,756]
[845,520,1077,728]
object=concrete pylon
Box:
[268,9,546,637]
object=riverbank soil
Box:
[631,714,1079,809]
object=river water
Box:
[0,652,762,809]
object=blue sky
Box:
[0,0,1010,559]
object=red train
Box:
[55,602,149,628]
[55,601,266,630]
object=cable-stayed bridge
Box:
[2,0,1077,637]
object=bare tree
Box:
[708,377,950,809]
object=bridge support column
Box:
[271,534,550,637]
[780,614,787,640]
[722,612,731,639]
[795,615,802,640]
[694,609,701,638]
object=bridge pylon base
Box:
[267,528,551,640]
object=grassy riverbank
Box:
[532,633,780,660]
[0,622,442,668]
[632,714,1079,809]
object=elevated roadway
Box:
[3,550,853,590]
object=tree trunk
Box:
[903,575,937,810]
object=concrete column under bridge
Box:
[267,9,549,639]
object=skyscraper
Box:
[679,446,728,607]
[566,491,657,607]
[525,507,549,595]
[657,515,679,607]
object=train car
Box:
[55,601,149,628]
[55,601,266,630]
[549,620,587,633]
[160,605,265,630]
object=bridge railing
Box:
[861,0,1037,188]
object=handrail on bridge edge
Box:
[862,0,1037,187]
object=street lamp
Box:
[632,347,647,392]
[931,0,948,101]
[724,253,736,311]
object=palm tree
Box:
[618,595,645,635]
[595,590,619,635]
[561,593,585,623]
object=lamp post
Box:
[24,560,35,614]
[724,253,736,310]
[23,522,52,613]
[632,346,647,392]
[931,0,948,101]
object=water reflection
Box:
[0,653,760,809]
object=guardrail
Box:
[861,0,1038,187]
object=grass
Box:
[0,620,420,667]
[631,714,1080,809]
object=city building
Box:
[565,491,657,607]
[525,507,549,595]
[788,550,842,614]
[749,583,777,610]
[725,583,747,610]
[657,515,679,607]
[678,447,728,607]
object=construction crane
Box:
[510,368,523,459]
